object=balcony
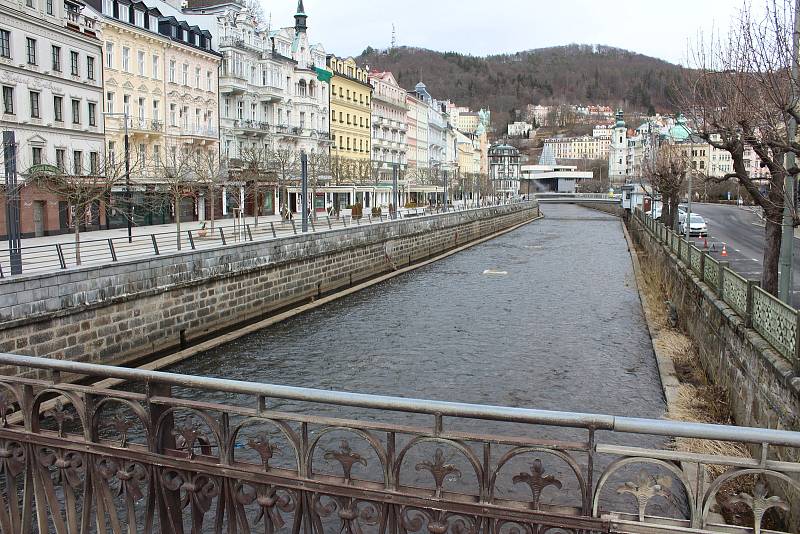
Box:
[232,119,271,136]
[65,10,96,35]
[219,75,248,95]
[120,118,164,137]
[219,37,264,54]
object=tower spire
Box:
[295,0,307,33]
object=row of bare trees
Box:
[644,0,800,295]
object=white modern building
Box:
[488,143,520,198]
[0,0,105,178]
[520,164,593,194]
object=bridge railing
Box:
[0,352,797,534]
[633,208,800,371]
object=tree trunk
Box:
[210,187,216,230]
[175,194,182,251]
[254,181,260,227]
[74,206,81,266]
[762,213,782,296]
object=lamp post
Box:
[103,112,132,242]
[300,151,308,233]
[392,163,399,220]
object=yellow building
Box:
[327,55,372,161]
[93,0,220,184]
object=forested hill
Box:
[357,44,684,130]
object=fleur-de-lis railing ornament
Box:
[617,469,672,522]
[415,448,462,499]
[39,447,84,489]
[512,459,563,510]
[247,433,280,471]
[43,400,74,438]
[171,418,206,460]
[314,494,381,534]
[0,440,25,478]
[323,440,367,484]
[97,458,148,502]
[110,414,135,448]
[236,483,295,534]
[401,506,476,534]
[729,477,790,534]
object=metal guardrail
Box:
[0,352,797,533]
[634,209,800,370]
[0,202,522,279]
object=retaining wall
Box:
[0,203,538,376]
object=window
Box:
[0,30,9,58]
[105,42,114,68]
[134,10,143,27]
[102,0,112,15]
[32,147,42,165]
[46,0,52,14]
[182,63,188,85]
[29,91,39,118]
[152,145,160,167]
[26,38,36,65]
[223,98,229,118]
[169,60,175,82]
[169,103,176,126]
[2,86,12,114]
[70,51,78,75]
[137,97,144,121]
[87,56,94,79]
[107,141,115,165]
[56,148,65,171]
[51,45,61,71]
[195,67,200,88]
[26,0,33,7]
[152,100,159,121]
[346,113,350,125]
[137,50,144,75]
[122,46,129,72]
[206,71,211,91]
[236,101,243,119]
[53,95,62,121]
[152,55,159,79]
[299,111,305,129]
[71,98,80,123]
[73,151,82,175]
[88,102,96,126]
[90,152,98,174]
[149,15,157,30]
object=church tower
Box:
[608,109,628,183]
[294,0,307,33]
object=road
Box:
[682,203,800,306]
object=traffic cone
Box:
[721,244,728,257]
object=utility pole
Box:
[779,0,800,303]
[301,151,308,233]
[3,131,22,275]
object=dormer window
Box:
[135,10,144,27]
[182,29,187,41]
[171,25,176,38]
[102,0,112,15]
[149,15,157,30]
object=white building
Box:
[0,0,105,178]
[520,164,593,194]
[488,143,520,198]
[369,70,407,181]
[608,109,628,183]
[507,121,532,137]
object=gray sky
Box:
[265,0,747,65]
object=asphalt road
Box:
[683,203,800,306]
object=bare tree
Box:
[305,151,330,219]
[679,0,800,294]
[193,150,227,231]
[31,150,129,265]
[156,144,199,251]
[643,143,690,229]
[239,146,272,226]
[269,147,299,218]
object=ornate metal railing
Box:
[752,285,798,361]
[634,209,800,371]
[0,353,798,534]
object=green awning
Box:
[315,67,333,83]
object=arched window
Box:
[298,80,306,97]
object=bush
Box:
[351,202,363,217]
[404,201,417,208]
[371,206,382,216]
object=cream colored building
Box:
[328,54,371,160]
[543,135,610,161]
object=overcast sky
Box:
[264,0,748,65]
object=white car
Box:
[678,213,708,237]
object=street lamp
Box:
[102,112,132,243]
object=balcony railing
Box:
[0,348,797,534]
[180,125,219,138]
[125,118,164,133]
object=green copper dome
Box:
[668,113,691,142]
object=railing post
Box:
[343,216,349,227]
[699,251,706,283]
[219,227,227,245]
[146,382,183,528]
[107,239,117,262]
[794,311,800,375]
[326,217,332,230]
[719,262,729,299]
[745,280,759,328]
[290,220,297,235]
[151,234,160,255]
[56,243,67,269]
[246,224,253,242]
[187,230,196,250]
[270,221,276,238]
[0,262,4,278]
[310,218,316,232]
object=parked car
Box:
[678,213,708,236]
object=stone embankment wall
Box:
[0,203,539,376]
[628,214,800,519]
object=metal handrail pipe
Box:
[3,352,800,446]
